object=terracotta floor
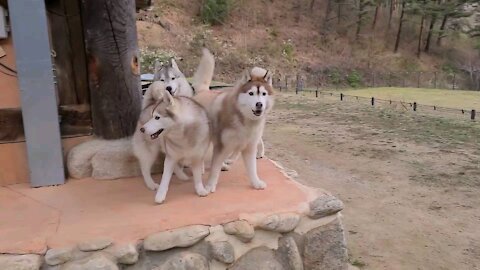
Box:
[0,159,320,254]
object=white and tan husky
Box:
[132,49,215,203]
[194,67,275,193]
[138,92,211,203]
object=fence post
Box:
[433,106,436,110]
[472,109,476,120]
[452,73,456,90]
[371,97,375,106]
[433,72,437,89]
[315,90,318,98]
[413,102,417,111]
[340,93,344,101]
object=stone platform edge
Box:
[0,191,347,270]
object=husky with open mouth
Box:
[139,92,211,203]
[194,67,275,193]
[132,49,215,203]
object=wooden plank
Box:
[46,0,78,105]
[81,0,142,139]
[0,106,92,143]
[64,0,90,104]
[8,0,65,187]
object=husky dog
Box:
[145,58,194,102]
[194,67,275,192]
[139,92,211,203]
[132,49,215,201]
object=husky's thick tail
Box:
[192,48,215,93]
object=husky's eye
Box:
[171,77,175,80]
[160,79,165,82]
[249,92,254,96]
[155,116,160,120]
[262,92,267,96]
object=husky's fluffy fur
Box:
[143,58,194,105]
[139,93,211,203]
[132,49,215,202]
[194,65,275,193]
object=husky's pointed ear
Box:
[171,58,180,72]
[163,90,175,106]
[263,70,273,86]
[154,60,162,73]
[240,69,252,84]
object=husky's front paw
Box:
[221,163,230,171]
[205,183,217,193]
[195,185,209,197]
[154,192,167,204]
[146,182,159,191]
[252,179,267,190]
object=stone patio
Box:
[0,159,347,269]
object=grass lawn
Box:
[342,87,480,110]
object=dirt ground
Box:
[263,92,480,270]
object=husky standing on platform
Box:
[194,66,275,193]
[132,49,215,198]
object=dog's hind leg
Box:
[155,156,176,204]
[205,148,230,193]
[192,160,208,197]
[243,142,267,190]
[256,138,265,159]
[174,164,190,181]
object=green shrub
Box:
[347,70,362,88]
[329,69,342,85]
[200,0,233,25]
[282,40,295,62]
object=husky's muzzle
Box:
[139,127,164,139]
[252,102,263,116]
[150,129,164,140]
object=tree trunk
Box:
[436,14,448,46]
[323,0,332,26]
[80,0,141,139]
[424,15,436,52]
[337,0,343,26]
[372,4,380,29]
[417,14,425,58]
[356,0,363,40]
[387,0,394,31]
[394,1,405,52]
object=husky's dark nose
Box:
[166,86,172,94]
[256,102,263,108]
[140,127,145,133]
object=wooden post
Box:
[471,110,476,120]
[340,93,344,101]
[81,0,141,139]
[452,73,456,90]
[371,97,375,106]
[315,90,318,98]
[413,102,417,111]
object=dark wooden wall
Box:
[0,0,92,143]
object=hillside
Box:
[136,0,480,89]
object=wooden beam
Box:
[0,106,92,143]
[8,0,65,187]
[80,0,142,139]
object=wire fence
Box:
[275,71,480,92]
[275,79,477,121]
